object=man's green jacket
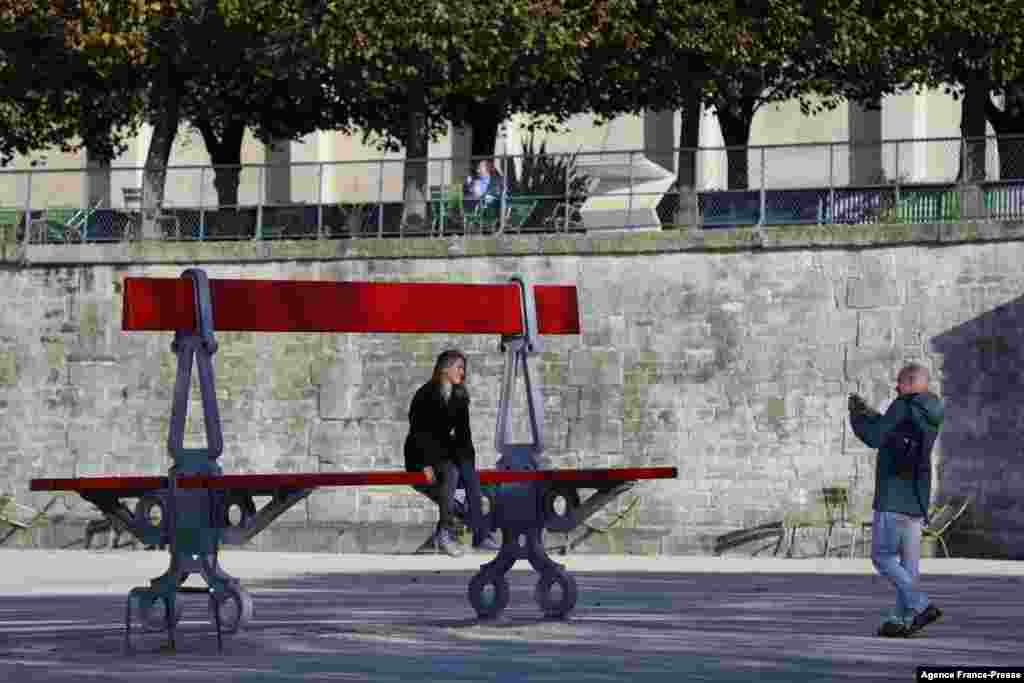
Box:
[850,392,944,518]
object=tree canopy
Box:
[0,0,167,164]
[6,0,1024,199]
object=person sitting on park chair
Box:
[463,159,506,213]
[404,349,501,556]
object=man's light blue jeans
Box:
[871,510,930,622]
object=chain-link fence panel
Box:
[22,169,88,243]
[508,150,592,234]
[698,190,760,228]
[887,185,961,223]
[990,135,1024,181]
[0,169,29,245]
[763,188,830,225]
[983,181,1024,219]
[891,138,961,184]
[763,144,832,190]
[822,187,897,225]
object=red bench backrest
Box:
[122,278,580,335]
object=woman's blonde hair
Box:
[431,349,467,383]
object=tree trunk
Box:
[85,153,111,209]
[675,85,702,228]
[959,74,988,184]
[195,118,245,207]
[957,74,989,219]
[141,87,181,240]
[986,81,1024,180]
[467,102,502,171]
[402,84,430,233]
[715,101,755,191]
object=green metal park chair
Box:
[465,195,540,234]
[0,208,21,243]
[27,200,102,243]
[922,495,973,558]
[0,494,65,547]
[713,520,787,556]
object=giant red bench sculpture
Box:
[30,268,677,651]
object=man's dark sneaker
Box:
[436,528,464,557]
[877,620,910,637]
[471,533,502,552]
[906,604,942,635]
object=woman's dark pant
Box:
[415,459,486,540]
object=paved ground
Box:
[1,550,1022,682]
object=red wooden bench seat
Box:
[122,278,580,335]
[31,467,676,497]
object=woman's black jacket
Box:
[403,381,475,472]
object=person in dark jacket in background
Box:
[463,159,506,211]
[404,349,500,557]
[849,363,944,637]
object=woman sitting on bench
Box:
[404,349,500,556]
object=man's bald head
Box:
[897,363,930,395]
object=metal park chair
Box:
[922,495,973,558]
[122,187,181,239]
[852,495,973,559]
[465,195,540,234]
[0,494,65,546]
[777,486,865,558]
[713,520,787,557]
[27,200,102,243]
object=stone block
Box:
[569,350,624,386]
[578,385,624,419]
[303,485,360,524]
[567,415,623,453]
[311,420,362,464]
[847,276,901,309]
[844,345,904,383]
[857,309,899,348]
[318,369,360,420]
[71,299,114,357]
[261,430,310,463]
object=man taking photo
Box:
[849,363,944,637]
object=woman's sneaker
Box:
[436,528,464,557]
[471,532,502,552]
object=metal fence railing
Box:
[2,135,1024,245]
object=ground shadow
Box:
[2,569,1022,682]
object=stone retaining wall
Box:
[2,222,1022,557]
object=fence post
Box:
[894,141,901,221]
[439,157,446,236]
[985,134,992,221]
[758,146,766,226]
[23,170,32,246]
[256,164,264,240]
[198,166,206,241]
[564,155,571,232]
[498,155,507,234]
[317,162,324,239]
[827,142,835,225]
[960,137,966,187]
[627,150,635,229]
[377,159,385,238]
